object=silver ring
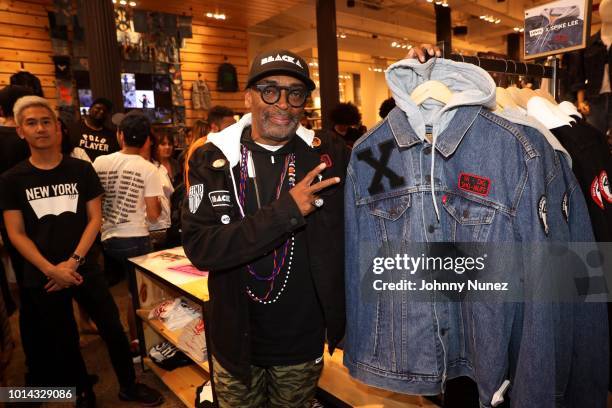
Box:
[313,198,324,208]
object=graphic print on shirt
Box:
[97,169,145,224]
[79,133,111,153]
[26,183,79,219]
[591,176,605,210]
[598,170,612,203]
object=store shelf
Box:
[319,347,440,408]
[128,247,210,302]
[144,357,207,408]
[137,309,209,374]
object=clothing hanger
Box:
[527,96,572,129]
[496,87,519,111]
[506,86,527,108]
[411,80,453,105]
[558,101,582,119]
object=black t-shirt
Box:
[0,126,29,175]
[551,122,612,241]
[0,156,104,288]
[71,120,119,162]
[239,128,325,366]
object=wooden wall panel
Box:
[0,0,55,105]
[182,19,248,125]
[0,1,250,125]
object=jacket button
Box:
[423,146,432,155]
[428,225,435,233]
[462,209,470,218]
[290,218,298,226]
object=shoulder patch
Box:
[189,184,205,214]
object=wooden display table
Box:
[128,247,214,408]
[129,247,439,407]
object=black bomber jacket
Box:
[181,114,349,380]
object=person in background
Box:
[0,85,34,318]
[153,132,179,185]
[378,97,396,119]
[1,96,163,407]
[183,119,209,148]
[143,132,175,250]
[208,105,236,133]
[93,110,164,360]
[330,102,364,148]
[71,97,119,162]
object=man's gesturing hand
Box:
[289,163,340,216]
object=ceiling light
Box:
[391,41,397,47]
[119,0,127,4]
[442,2,449,6]
[128,1,136,6]
[112,0,117,3]
[495,19,501,23]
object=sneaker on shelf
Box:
[149,341,192,370]
[118,383,163,407]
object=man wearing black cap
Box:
[93,111,163,351]
[182,49,347,407]
[71,97,119,162]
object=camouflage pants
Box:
[212,355,323,408]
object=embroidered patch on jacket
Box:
[208,190,232,207]
[562,192,569,223]
[599,170,612,203]
[591,176,605,210]
[320,154,333,168]
[458,172,491,196]
[221,214,231,224]
[538,195,549,236]
[189,184,205,214]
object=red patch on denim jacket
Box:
[320,154,333,168]
[458,172,491,196]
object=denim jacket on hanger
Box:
[344,58,608,408]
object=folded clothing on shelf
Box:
[149,341,192,371]
[178,318,207,362]
[148,297,200,330]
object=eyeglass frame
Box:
[251,83,310,108]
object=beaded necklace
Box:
[238,144,296,304]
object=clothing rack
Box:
[447,53,558,99]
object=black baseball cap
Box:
[246,49,316,91]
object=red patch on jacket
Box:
[458,172,491,196]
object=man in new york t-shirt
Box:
[0,96,163,406]
[71,97,119,162]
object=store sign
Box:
[524,0,591,60]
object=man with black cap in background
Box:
[72,97,119,162]
[182,49,348,407]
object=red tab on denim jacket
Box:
[458,172,491,196]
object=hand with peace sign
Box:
[289,163,341,216]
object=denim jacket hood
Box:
[385,58,497,143]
